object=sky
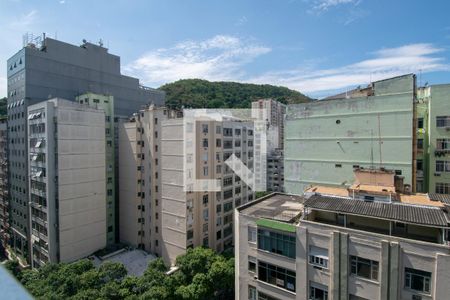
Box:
[1,0,450,99]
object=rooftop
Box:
[304,194,449,227]
[91,249,157,277]
[238,193,304,223]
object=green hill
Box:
[158,79,311,109]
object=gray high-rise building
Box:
[6,35,164,263]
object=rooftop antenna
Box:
[377,113,383,167]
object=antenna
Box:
[377,113,383,167]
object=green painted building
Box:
[417,84,450,194]
[285,74,416,194]
[76,93,116,244]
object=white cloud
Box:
[9,10,37,30]
[125,35,271,86]
[310,0,359,13]
[247,43,448,97]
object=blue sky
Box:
[1,0,450,98]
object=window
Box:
[435,182,450,194]
[417,139,424,150]
[309,246,328,269]
[436,116,450,128]
[257,228,295,258]
[216,126,222,134]
[417,159,423,171]
[335,164,342,168]
[203,209,209,221]
[154,118,158,124]
[436,160,450,172]
[248,226,257,243]
[216,165,222,173]
[309,283,328,300]
[248,256,256,272]
[203,166,208,176]
[202,124,208,133]
[258,292,279,300]
[417,117,424,129]
[248,285,256,300]
[405,268,431,293]
[216,139,222,147]
[203,194,209,205]
[350,256,379,281]
[224,201,233,212]
[436,139,450,150]
[258,261,296,292]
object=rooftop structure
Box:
[235,168,450,300]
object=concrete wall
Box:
[54,99,107,262]
[161,119,187,265]
[285,75,415,194]
[427,84,450,194]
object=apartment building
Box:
[252,99,286,150]
[28,99,107,267]
[285,74,416,195]
[252,99,287,192]
[416,84,450,195]
[7,35,164,262]
[161,117,255,265]
[76,93,116,244]
[118,105,181,256]
[236,168,450,300]
[0,118,9,249]
[267,148,284,192]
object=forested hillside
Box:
[159,79,311,109]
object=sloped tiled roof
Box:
[304,194,449,227]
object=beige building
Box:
[161,117,255,265]
[28,99,107,267]
[236,168,450,300]
[252,99,286,192]
[118,105,181,256]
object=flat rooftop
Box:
[91,249,157,277]
[238,193,304,223]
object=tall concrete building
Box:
[235,168,450,300]
[28,99,107,267]
[285,74,416,195]
[6,35,164,261]
[76,93,116,244]
[416,84,450,195]
[252,99,287,192]
[252,99,286,150]
[118,105,181,255]
[160,117,255,265]
[0,118,9,250]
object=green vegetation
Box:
[0,97,6,116]
[159,79,311,109]
[5,247,234,300]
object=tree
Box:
[159,79,312,109]
[7,247,235,300]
